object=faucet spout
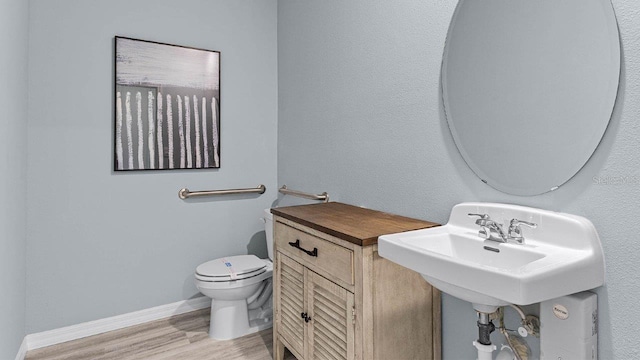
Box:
[469,213,508,243]
[480,221,508,243]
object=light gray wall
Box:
[0,0,29,356]
[277,0,640,359]
[27,0,277,333]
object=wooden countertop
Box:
[271,202,440,246]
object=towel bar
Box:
[179,185,266,199]
[278,185,329,202]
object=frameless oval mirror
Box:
[442,0,620,195]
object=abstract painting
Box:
[114,37,220,171]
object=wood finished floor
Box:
[26,308,297,360]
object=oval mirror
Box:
[442,0,620,195]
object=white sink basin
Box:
[378,203,605,311]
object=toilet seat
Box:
[196,255,267,282]
[195,260,272,292]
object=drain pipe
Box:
[472,307,531,360]
[473,312,497,360]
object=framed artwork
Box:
[114,36,220,171]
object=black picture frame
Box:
[114,36,221,171]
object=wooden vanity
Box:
[271,202,441,360]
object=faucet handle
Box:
[508,218,537,243]
[510,218,537,229]
[469,213,491,226]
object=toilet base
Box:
[208,299,273,340]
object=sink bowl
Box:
[378,203,605,312]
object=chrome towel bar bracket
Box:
[179,184,266,199]
[278,185,329,202]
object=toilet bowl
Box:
[194,209,275,340]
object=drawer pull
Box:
[289,239,318,257]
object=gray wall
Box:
[0,0,28,356]
[277,0,640,359]
[26,0,278,333]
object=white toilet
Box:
[194,209,274,340]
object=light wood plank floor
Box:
[26,308,297,360]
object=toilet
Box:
[194,209,274,340]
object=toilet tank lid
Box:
[196,255,266,278]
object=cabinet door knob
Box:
[300,312,312,322]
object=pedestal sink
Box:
[378,203,605,313]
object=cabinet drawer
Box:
[275,222,354,286]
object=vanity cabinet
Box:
[272,202,441,360]
[277,254,355,360]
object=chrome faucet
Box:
[468,214,537,244]
[469,213,508,242]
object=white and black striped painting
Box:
[114,37,220,171]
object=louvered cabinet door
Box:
[276,253,306,358]
[306,270,355,360]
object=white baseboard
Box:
[14,337,28,360]
[19,296,210,356]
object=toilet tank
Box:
[263,208,274,260]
